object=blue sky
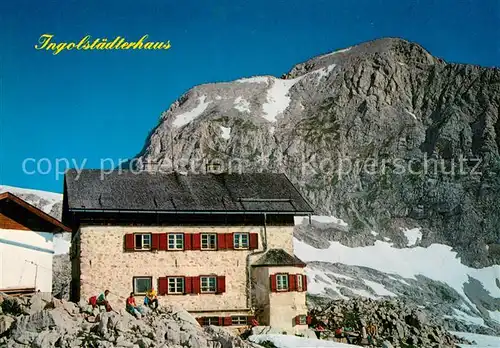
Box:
[0,0,498,193]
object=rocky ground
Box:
[308,297,472,347]
[1,292,479,348]
[0,293,260,348]
[52,254,71,300]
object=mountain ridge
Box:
[132,37,500,270]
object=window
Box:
[168,233,184,250]
[233,233,249,249]
[232,316,248,325]
[201,233,217,250]
[200,276,217,293]
[168,277,184,294]
[276,274,288,291]
[203,317,219,326]
[298,315,307,325]
[296,274,303,292]
[134,233,151,250]
[133,277,152,295]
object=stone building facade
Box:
[64,170,313,332]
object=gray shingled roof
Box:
[64,169,314,214]
[252,249,306,267]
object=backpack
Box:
[88,296,97,307]
[335,328,343,336]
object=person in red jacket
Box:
[314,323,325,339]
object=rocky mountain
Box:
[129,37,500,334]
[6,37,500,339]
[134,37,500,269]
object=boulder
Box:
[381,340,394,348]
[0,315,15,335]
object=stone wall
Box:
[252,265,308,332]
[77,224,294,313]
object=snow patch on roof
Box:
[262,76,304,123]
[172,95,211,128]
[220,126,231,140]
[233,97,251,113]
[403,228,422,246]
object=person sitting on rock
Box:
[334,327,344,342]
[144,287,158,310]
[126,292,142,319]
[367,323,377,344]
[314,323,325,339]
[96,290,112,312]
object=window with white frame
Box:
[203,317,219,325]
[201,233,217,250]
[233,233,249,249]
[168,277,184,294]
[134,233,151,250]
[231,316,248,325]
[133,277,152,295]
[276,274,288,291]
[296,274,303,292]
[168,233,184,250]
[200,276,217,293]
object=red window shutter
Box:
[151,234,160,250]
[192,276,201,294]
[192,233,201,250]
[225,233,234,249]
[247,316,254,325]
[125,234,135,251]
[270,274,277,292]
[159,234,167,251]
[196,317,204,326]
[217,234,226,250]
[218,317,223,326]
[217,276,226,294]
[184,233,192,250]
[295,315,300,326]
[289,274,297,291]
[249,233,258,250]
[223,316,232,326]
[306,315,312,325]
[303,275,308,291]
[158,277,168,295]
[184,276,192,294]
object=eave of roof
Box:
[68,208,312,215]
[0,192,71,232]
